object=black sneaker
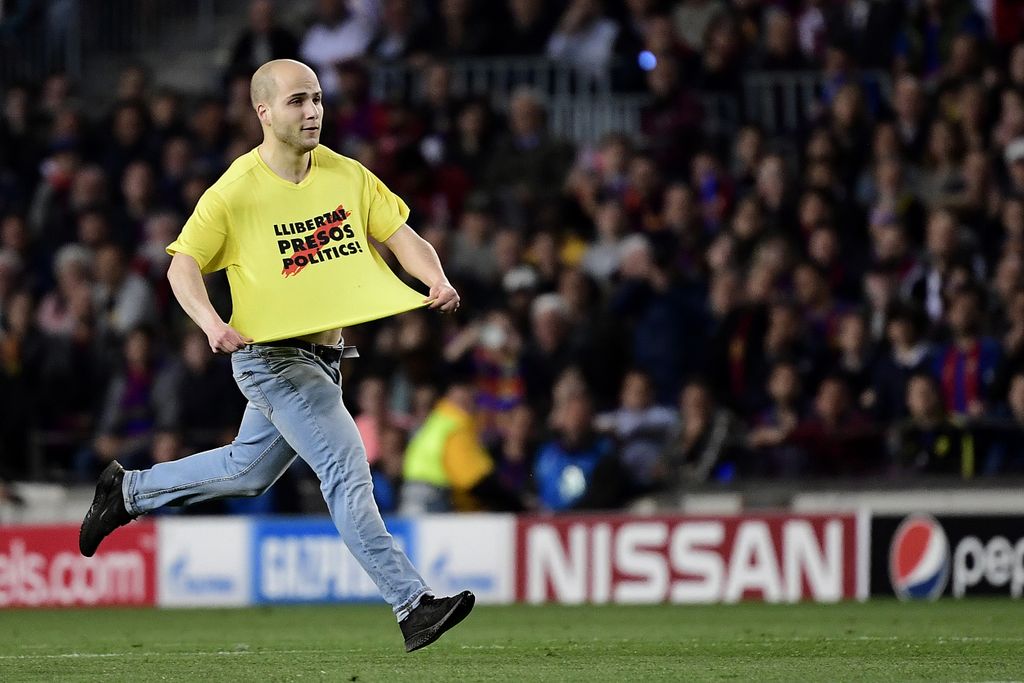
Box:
[400,590,475,652]
[79,461,136,557]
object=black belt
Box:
[257,338,360,363]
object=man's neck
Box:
[258,141,312,184]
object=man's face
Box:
[262,68,323,152]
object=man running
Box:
[79,59,472,653]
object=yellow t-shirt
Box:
[166,146,427,342]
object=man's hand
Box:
[425,281,460,313]
[204,320,253,353]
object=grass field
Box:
[1,601,1022,682]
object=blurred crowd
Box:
[3,0,1024,515]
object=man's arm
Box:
[167,253,251,353]
[383,224,460,312]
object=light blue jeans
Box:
[121,344,431,620]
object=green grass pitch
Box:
[1,601,1022,681]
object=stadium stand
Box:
[3,0,1024,516]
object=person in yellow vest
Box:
[401,375,525,514]
[78,59,473,652]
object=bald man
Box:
[79,60,473,652]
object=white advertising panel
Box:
[416,514,515,604]
[157,517,251,607]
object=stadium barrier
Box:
[3,511,1019,609]
[368,59,888,143]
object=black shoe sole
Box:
[404,591,476,653]
[79,461,125,557]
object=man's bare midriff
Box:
[297,327,344,346]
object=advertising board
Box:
[0,522,157,607]
[873,514,1024,599]
[157,517,251,607]
[250,517,415,604]
[516,514,866,604]
[416,514,515,604]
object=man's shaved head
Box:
[250,59,318,108]
[250,59,324,153]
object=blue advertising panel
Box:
[251,517,415,604]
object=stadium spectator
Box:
[489,404,536,501]
[755,9,808,72]
[869,305,934,422]
[894,0,986,80]
[415,0,493,58]
[91,242,156,344]
[580,199,626,283]
[662,380,743,485]
[932,286,1001,417]
[697,13,743,94]
[36,244,93,337]
[445,98,496,183]
[986,372,1024,474]
[641,55,703,178]
[826,0,904,70]
[748,360,806,477]
[156,328,245,453]
[299,0,381,99]
[444,309,525,436]
[533,393,624,511]
[612,234,707,403]
[918,119,965,209]
[493,0,554,56]
[0,290,45,479]
[368,0,426,62]
[521,292,579,417]
[546,0,619,80]
[829,311,875,407]
[1006,137,1024,199]
[903,208,974,321]
[447,201,499,286]
[794,261,848,347]
[672,0,724,53]
[594,369,677,490]
[760,300,824,393]
[371,423,409,513]
[485,88,574,226]
[227,0,300,78]
[75,326,170,479]
[780,375,880,476]
[401,376,522,514]
[890,372,975,478]
[354,374,413,466]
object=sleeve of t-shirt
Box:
[165,189,233,273]
[361,164,410,242]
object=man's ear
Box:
[256,102,270,126]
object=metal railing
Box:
[546,95,649,145]
[369,59,891,145]
[371,57,613,107]
[0,0,83,83]
[744,70,893,134]
[1,0,248,88]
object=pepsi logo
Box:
[889,515,950,600]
